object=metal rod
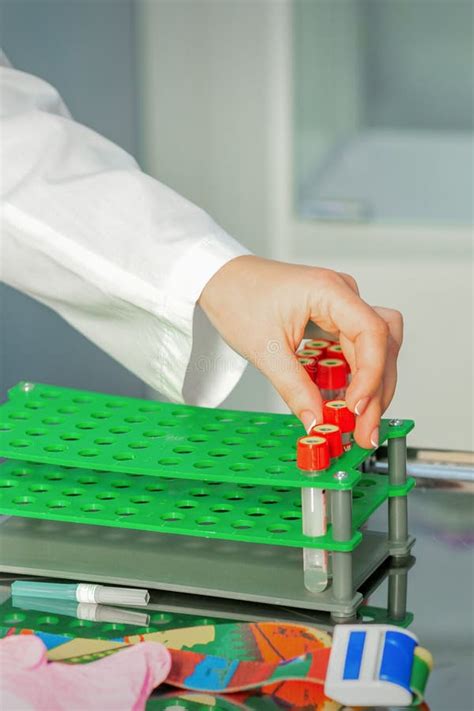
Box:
[388,437,409,555]
[331,489,353,603]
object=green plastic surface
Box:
[0,383,414,490]
[0,460,394,551]
[0,598,224,639]
[388,477,416,497]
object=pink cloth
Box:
[0,635,171,710]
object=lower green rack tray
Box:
[0,460,398,552]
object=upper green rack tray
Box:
[0,382,414,490]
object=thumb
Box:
[257,343,324,433]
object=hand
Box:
[199,255,403,449]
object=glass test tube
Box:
[316,358,348,401]
[297,435,331,593]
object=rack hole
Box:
[187,434,208,443]
[111,480,130,489]
[11,467,32,477]
[143,429,165,438]
[224,492,244,501]
[267,524,290,534]
[78,449,99,458]
[28,484,49,494]
[96,492,117,501]
[161,512,184,522]
[81,504,103,513]
[189,488,209,498]
[63,488,84,497]
[245,507,268,517]
[235,426,257,435]
[116,507,137,517]
[243,451,265,460]
[109,426,131,435]
[208,449,230,458]
[221,437,244,446]
[113,452,135,461]
[196,516,218,526]
[193,460,214,469]
[60,432,81,442]
[128,441,149,450]
[210,504,233,513]
[173,446,195,455]
[146,483,165,492]
[130,496,151,505]
[259,496,281,505]
[42,417,63,426]
[73,396,93,404]
[47,500,69,509]
[158,457,180,466]
[10,440,31,448]
[229,463,251,473]
[176,500,197,509]
[0,480,17,489]
[26,428,47,437]
[201,423,223,432]
[58,406,79,415]
[281,511,301,521]
[94,438,114,446]
[257,440,279,448]
[45,472,64,481]
[9,411,30,420]
[279,454,296,463]
[232,520,255,530]
[76,421,96,430]
[105,400,126,409]
[13,496,35,505]
[77,476,98,485]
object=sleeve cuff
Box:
[154,227,251,407]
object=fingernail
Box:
[370,427,379,448]
[300,410,317,434]
[355,397,370,416]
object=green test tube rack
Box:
[0,382,415,621]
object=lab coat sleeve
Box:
[0,62,250,407]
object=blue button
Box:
[379,631,417,693]
[343,630,366,680]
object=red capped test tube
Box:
[326,344,351,383]
[312,423,344,459]
[297,354,318,383]
[323,399,356,451]
[316,358,348,400]
[297,435,330,593]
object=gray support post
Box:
[331,489,353,606]
[388,564,408,621]
[388,436,409,557]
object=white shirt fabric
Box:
[0,56,249,407]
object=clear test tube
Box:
[323,400,356,451]
[297,435,331,593]
[296,354,318,384]
[316,358,348,401]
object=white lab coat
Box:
[0,55,248,407]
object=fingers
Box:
[373,306,404,410]
[254,338,324,433]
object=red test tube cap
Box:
[316,359,347,390]
[323,400,356,434]
[312,423,344,458]
[297,435,330,472]
[326,344,349,370]
[298,348,323,362]
[305,339,332,354]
